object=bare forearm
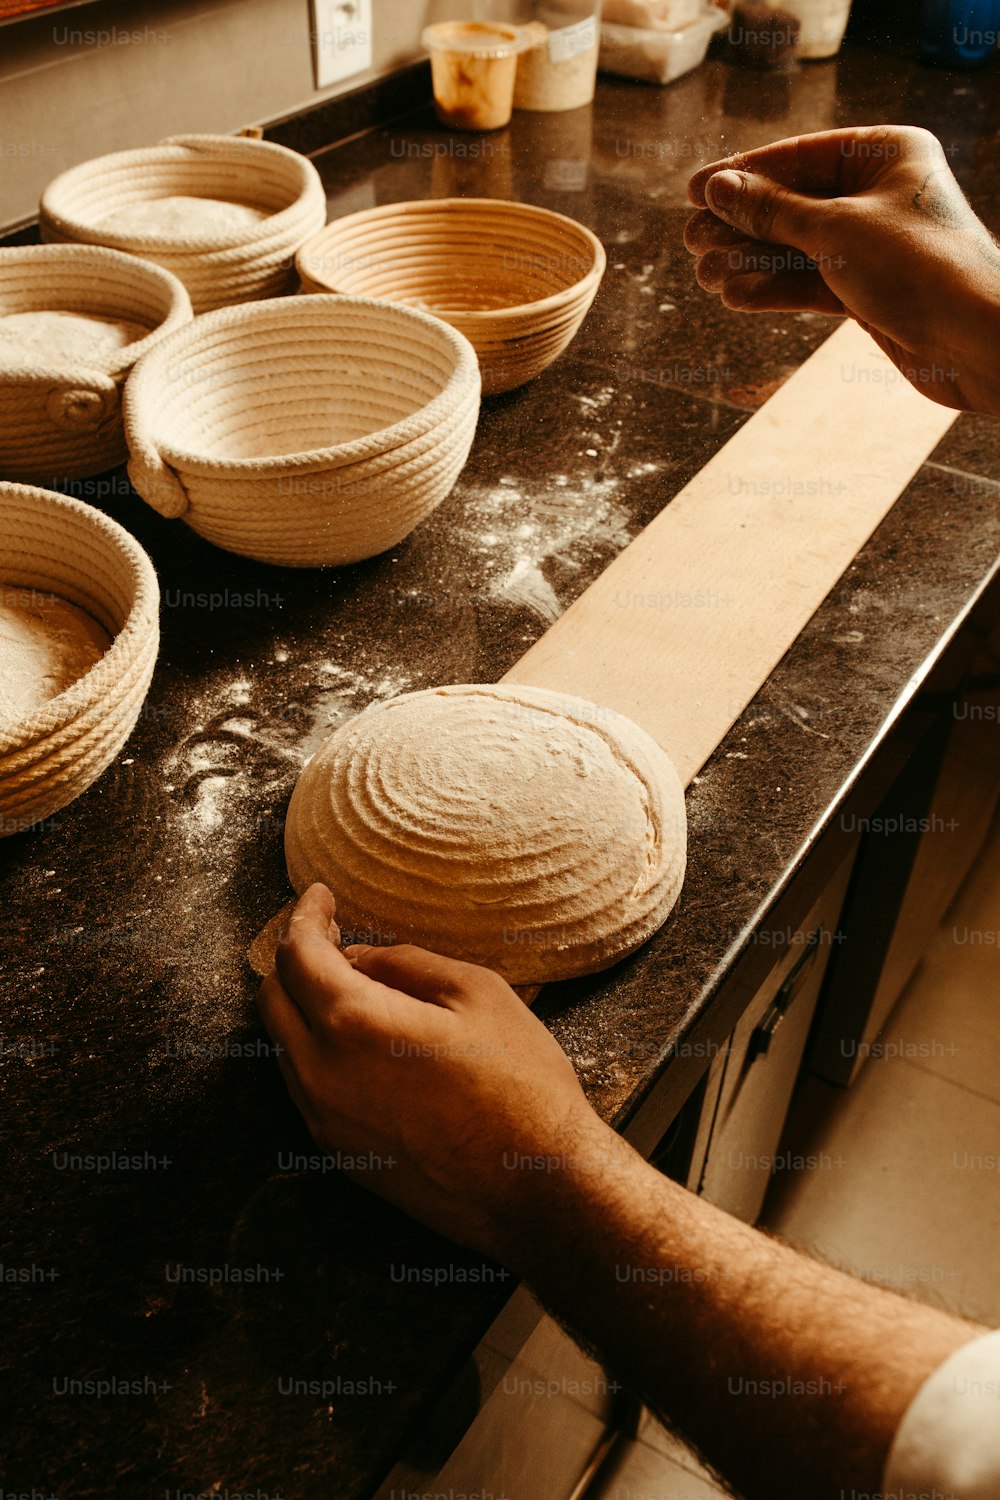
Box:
[258,897,985,1497]
[501,1120,982,1500]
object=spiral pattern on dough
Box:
[284,684,687,984]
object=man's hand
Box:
[685,125,1000,415]
[255,886,983,1500]
[256,884,612,1264]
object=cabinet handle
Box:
[749,931,823,1063]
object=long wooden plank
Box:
[504,321,958,786]
[251,323,958,978]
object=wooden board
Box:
[504,321,958,786]
[251,322,958,979]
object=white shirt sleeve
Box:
[883,1328,1000,1498]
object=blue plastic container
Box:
[920,0,1000,66]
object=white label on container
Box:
[547,16,598,63]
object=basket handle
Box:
[125,434,191,519]
[121,367,191,519]
[37,367,120,434]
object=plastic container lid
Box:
[422,21,527,58]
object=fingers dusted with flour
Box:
[685,125,1000,414]
[255,884,603,1258]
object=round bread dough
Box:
[0,310,149,366]
[0,586,111,725]
[284,683,687,984]
[99,195,268,241]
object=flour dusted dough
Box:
[0,587,111,724]
[100,195,268,240]
[0,310,149,366]
[284,683,687,984]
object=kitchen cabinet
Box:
[681,854,855,1224]
[811,610,1000,1087]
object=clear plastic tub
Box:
[423,22,526,130]
[599,3,727,83]
[781,0,853,58]
[601,0,702,28]
[513,3,602,111]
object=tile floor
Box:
[590,811,1000,1500]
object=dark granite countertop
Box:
[3,30,1000,1500]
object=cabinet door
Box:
[696,857,854,1223]
[811,631,1000,1088]
[382,1305,620,1500]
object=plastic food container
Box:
[599,3,728,82]
[513,6,601,112]
[782,0,853,58]
[423,22,526,130]
[602,0,702,27]
[919,0,1000,67]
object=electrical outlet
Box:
[311,0,373,89]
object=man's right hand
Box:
[685,125,1000,416]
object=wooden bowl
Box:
[296,197,606,395]
[123,294,481,568]
[0,244,191,483]
[40,135,327,315]
[0,482,159,836]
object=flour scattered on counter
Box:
[497,559,562,624]
[308,663,412,756]
[144,655,418,1090]
[458,473,634,622]
[576,386,615,414]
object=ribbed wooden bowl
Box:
[296,198,606,395]
[40,135,327,315]
[123,294,481,568]
[0,482,160,836]
[0,245,191,483]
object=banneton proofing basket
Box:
[122,294,481,568]
[296,198,606,395]
[0,483,159,836]
[0,245,192,483]
[40,135,327,315]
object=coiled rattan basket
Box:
[0,482,160,836]
[0,245,192,484]
[296,197,606,395]
[40,135,327,315]
[123,294,481,568]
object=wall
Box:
[0,0,427,228]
